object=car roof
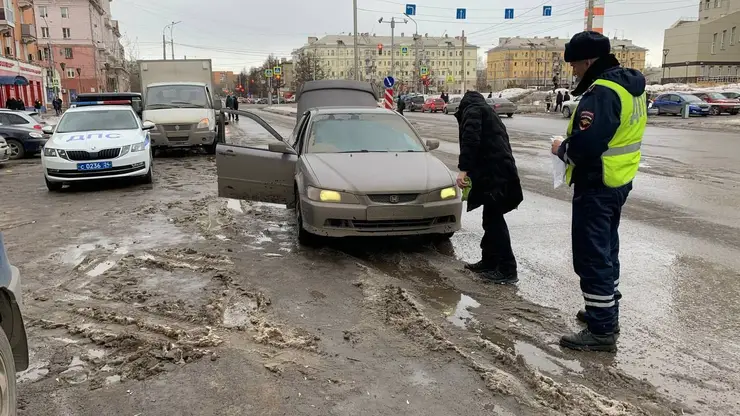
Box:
[77,92,142,99]
[311,107,397,116]
[146,82,207,87]
[65,105,137,113]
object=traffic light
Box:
[276,75,281,81]
[377,44,383,55]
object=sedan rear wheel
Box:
[0,328,17,416]
[563,107,571,118]
[710,106,721,116]
[6,139,23,160]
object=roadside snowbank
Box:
[646,83,740,93]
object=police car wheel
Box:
[433,232,454,241]
[141,167,153,185]
[45,177,62,192]
[507,113,513,118]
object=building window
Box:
[714,0,719,6]
[66,69,76,78]
[705,0,710,9]
[61,7,69,18]
[732,27,736,45]
[39,6,47,17]
[63,28,71,39]
[41,27,49,38]
[63,48,73,59]
[712,32,717,54]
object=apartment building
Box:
[486,36,647,91]
[0,0,46,108]
[662,0,740,83]
[35,0,128,105]
[213,70,236,92]
[293,33,479,93]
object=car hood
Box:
[49,129,145,150]
[142,108,212,124]
[304,152,454,193]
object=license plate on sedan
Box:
[77,161,112,171]
[367,205,423,220]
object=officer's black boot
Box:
[464,260,497,273]
[559,328,617,352]
[576,310,620,334]
[480,269,518,285]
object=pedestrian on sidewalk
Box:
[545,93,552,112]
[53,96,62,116]
[225,95,234,121]
[456,91,523,284]
[231,94,239,121]
[563,91,571,102]
[396,91,406,115]
[555,91,564,112]
[551,31,646,352]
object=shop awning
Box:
[0,75,29,86]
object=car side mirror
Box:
[213,100,222,110]
[426,139,440,151]
[268,142,294,154]
[42,125,54,134]
[142,121,155,130]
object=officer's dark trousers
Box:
[481,203,517,274]
[572,182,632,334]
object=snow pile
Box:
[264,105,297,115]
[496,88,529,99]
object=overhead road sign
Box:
[504,8,514,19]
[383,76,396,89]
[420,66,428,76]
[446,74,454,84]
[405,4,416,15]
[264,69,273,77]
[543,6,552,16]
[401,46,409,56]
[456,8,466,19]
[273,67,282,75]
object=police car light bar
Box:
[74,100,132,106]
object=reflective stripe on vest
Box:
[565,79,646,187]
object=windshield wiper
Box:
[170,101,204,107]
[146,103,175,109]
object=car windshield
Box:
[708,92,727,99]
[145,85,208,109]
[681,94,703,103]
[307,113,426,153]
[56,109,138,133]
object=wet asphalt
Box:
[247,108,740,414]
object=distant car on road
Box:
[402,94,425,112]
[0,232,30,414]
[692,92,740,115]
[652,93,710,116]
[561,96,581,117]
[485,97,517,118]
[216,80,461,244]
[41,105,154,191]
[720,91,740,100]
[255,98,268,104]
[421,97,445,113]
[444,96,462,114]
[0,124,47,160]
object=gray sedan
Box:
[485,98,517,118]
[443,96,462,114]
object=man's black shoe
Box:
[560,328,617,352]
[480,270,518,284]
[464,260,497,273]
[576,309,620,334]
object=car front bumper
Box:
[149,127,216,148]
[43,149,151,182]
[300,195,462,237]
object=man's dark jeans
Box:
[572,182,632,335]
[481,203,517,274]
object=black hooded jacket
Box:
[557,55,646,188]
[455,91,523,213]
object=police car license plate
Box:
[77,161,112,171]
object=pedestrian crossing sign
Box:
[401,46,409,56]
[420,66,428,76]
[446,74,454,84]
[264,69,273,77]
[273,67,282,75]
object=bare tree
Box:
[293,51,325,92]
[121,34,141,92]
[475,56,490,92]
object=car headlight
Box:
[197,118,210,129]
[43,147,58,157]
[130,142,147,152]
[29,132,44,139]
[440,187,457,200]
[306,186,359,204]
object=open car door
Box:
[216,111,297,204]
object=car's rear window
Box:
[307,113,425,154]
[56,109,139,133]
[411,96,424,103]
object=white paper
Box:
[550,136,566,189]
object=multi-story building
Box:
[0,0,46,108]
[486,36,647,90]
[34,0,128,106]
[662,0,740,83]
[213,70,236,92]
[293,33,479,93]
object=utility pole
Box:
[353,0,360,81]
[404,13,419,91]
[586,0,594,31]
[461,30,466,93]
[379,17,407,80]
[162,31,166,59]
[163,21,181,60]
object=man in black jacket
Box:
[456,91,523,284]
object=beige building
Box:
[293,33,479,93]
[662,0,740,83]
[486,36,647,91]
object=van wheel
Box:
[204,142,218,155]
[0,328,18,416]
[507,113,513,118]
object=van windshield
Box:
[145,85,209,109]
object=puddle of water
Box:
[105,374,122,385]
[17,361,50,383]
[87,348,106,359]
[252,233,273,244]
[447,294,480,329]
[139,270,210,294]
[514,341,583,375]
[87,260,117,277]
[226,198,243,213]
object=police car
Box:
[41,103,154,191]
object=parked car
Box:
[444,96,462,114]
[421,97,445,113]
[652,93,710,116]
[0,232,30,414]
[0,125,48,159]
[286,96,296,103]
[255,98,268,104]
[692,92,740,115]
[720,91,740,100]
[0,136,9,164]
[561,96,581,117]
[403,94,425,112]
[0,109,45,130]
[485,97,517,118]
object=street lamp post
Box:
[662,48,669,82]
[378,17,407,80]
[404,13,419,91]
[353,0,359,81]
[163,21,182,60]
[76,68,82,94]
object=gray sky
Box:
[112,0,699,71]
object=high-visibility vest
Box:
[566,79,646,188]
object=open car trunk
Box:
[295,80,379,121]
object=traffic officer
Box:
[551,31,646,352]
